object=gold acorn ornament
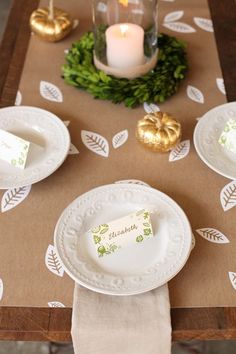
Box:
[136,111,182,152]
[30,0,73,42]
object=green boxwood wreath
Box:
[62,32,187,108]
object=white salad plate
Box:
[194,102,236,180]
[54,183,192,296]
[0,106,70,189]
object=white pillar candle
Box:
[105,23,144,69]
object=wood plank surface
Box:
[0,0,39,108]
[1,307,236,341]
[0,0,235,342]
[208,0,236,102]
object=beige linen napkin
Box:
[71,283,171,354]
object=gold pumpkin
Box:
[30,2,73,42]
[136,111,182,152]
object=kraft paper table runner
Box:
[1,0,234,308]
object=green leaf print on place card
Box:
[136,235,144,243]
[218,119,236,154]
[0,129,30,169]
[91,209,154,257]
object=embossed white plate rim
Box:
[193,102,236,180]
[54,183,193,296]
[0,106,70,189]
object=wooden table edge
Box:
[0,0,235,342]
[1,307,236,341]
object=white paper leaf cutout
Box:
[163,22,195,33]
[196,228,230,244]
[193,17,213,32]
[169,140,190,162]
[115,179,150,187]
[48,301,65,307]
[63,120,70,127]
[15,91,22,106]
[73,19,79,29]
[187,85,204,104]
[229,272,236,290]
[68,143,79,155]
[112,130,128,149]
[0,279,3,301]
[45,245,64,277]
[220,180,236,211]
[143,102,160,113]
[1,186,32,213]
[97,2,107,12]
[81,130,109,157]
[40,81,63,103]
[191,234,196,250]
[216,78,226,95]
[164,11,184,23]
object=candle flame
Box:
[120,24,129,36]
[119,0,129,7]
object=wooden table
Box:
[0,0,236,342]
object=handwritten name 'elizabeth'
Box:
[109,224,138,240]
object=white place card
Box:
[0,129,30,169]
[91,209,154,257]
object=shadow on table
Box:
[0,0,13,42]
[1,340,236,354]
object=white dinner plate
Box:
[54,184,192,296]
[0,106,70,189]
[194,102,236,180]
